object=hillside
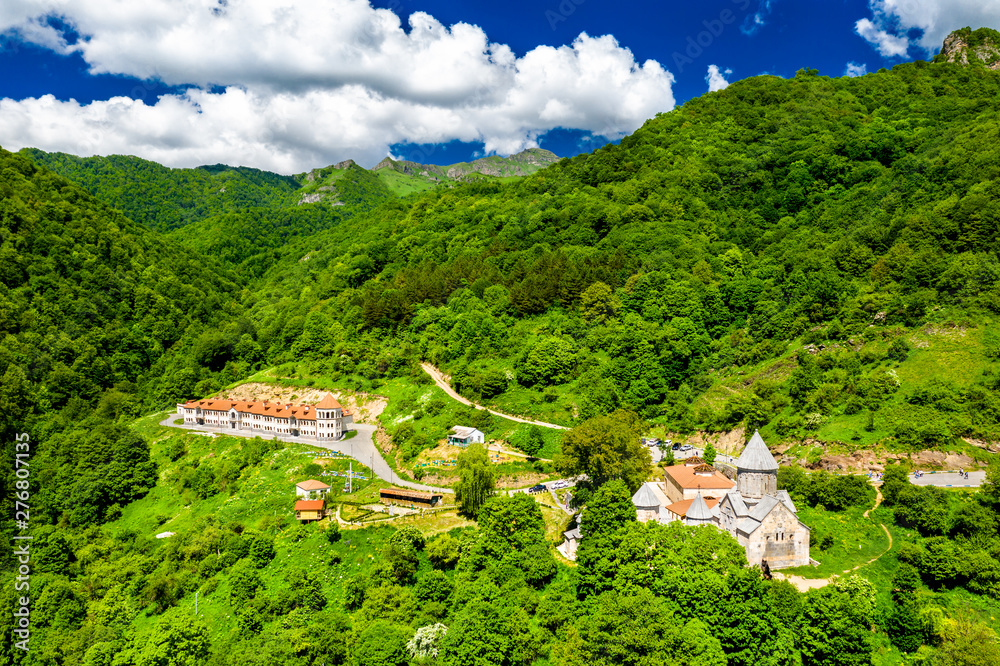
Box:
[18,150,301,232]
[933,26,1000,69]
[23,148,562,279]
[0,145,255,536]
[2,28,1000,666]
[239,54,1000,466]
[371,148,561,196]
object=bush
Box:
[414,570,454,604]
[426,534,461,569]
[390,525,425,550]
[288,523,311,542]
[325,521,341,543]
[887,337,911,362]
[247,532,276,568]
[200,577,219,597]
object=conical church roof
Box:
[686,492,714,522]
[632,483,661,509]
[736,430,778,471]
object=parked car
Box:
[672,443,681,450]
[529,484,546,493]
[552,480,571,489]
[680,444,694,451]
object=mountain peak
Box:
[934,26,1000,70]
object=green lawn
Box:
[782,503,891,578]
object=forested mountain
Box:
[244,55,1000,451]
[24,148,561,280]
[0,145,255,535]
[19,150,301,232]
[2,29,1000,666]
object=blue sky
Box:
[1,0,998,172]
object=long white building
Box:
[176,393,353,440]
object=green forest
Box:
[3,28,1000,666]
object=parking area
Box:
[909,471,985,488]
[643,438,704,463]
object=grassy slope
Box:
[119,412,497,647]
[226,365,561,481]
[686,309,1000,459]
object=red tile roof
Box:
[179,394,356,422]
[297,479,331,490]
[315,393,343,410]
[664,465,735,491]
[295,500,325,511]
[666,496,721,518]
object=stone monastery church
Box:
[176,393,353,440]
[632,431,811,570]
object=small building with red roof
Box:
[294,499,326,522]
[662,459,736,503]
[296,479,331,499]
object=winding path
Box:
[775,483,894,592]
[420,363,568,430]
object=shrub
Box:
[427,534,461,569]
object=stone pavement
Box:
[158,417,453,494]
[909,470,985,488]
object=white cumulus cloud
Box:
[0,1,675,172]
[844,62,868,77]
[855,18,910,57]
[855,1,1000,57]
[706,65,732,92]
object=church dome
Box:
[736,430,778,472]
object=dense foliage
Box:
[223,58,1000,452]
[3,41,1000,666]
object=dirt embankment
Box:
[963,437,1000,454]
[664,427,988,474]
[662,427,747,455]
[779,448,980,473]
[214,383,387,425]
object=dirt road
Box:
[420,363,568,430]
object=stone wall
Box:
[737,470,777,499]
[743,504,810,569]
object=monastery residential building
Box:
[662,456,736,502]
[631,431,811,570]
[177,393,353,440]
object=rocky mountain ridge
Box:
[299,147,560,203]
[372,147,559,180]
[934,26,1000,70]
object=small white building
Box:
[296,479,331,499]
[558,526,582,561]
[447,426,485,447]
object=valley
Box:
[3,27,1000,666]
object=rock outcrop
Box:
[934,27,1000,70]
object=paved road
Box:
[158,418,453,494]
[420,363,568,430]
[909,471,985,488]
